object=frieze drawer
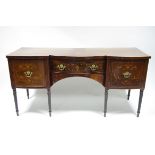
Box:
[51,57,105,74]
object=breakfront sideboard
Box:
[6,48,151,117]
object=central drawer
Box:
[51,56,105,74]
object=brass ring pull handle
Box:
[122,71,131,79]
[89,64,98,71]
[24,71,33,78]
[57,64,66,71]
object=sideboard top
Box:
[6,47,151,58]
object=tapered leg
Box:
[47,88,52,117]
[104,88,108,117]
[137,89,144,117]
[127,89,131,100]
[13,88,19,116]
[26,89,29,99]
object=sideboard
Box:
[6,48,151,117]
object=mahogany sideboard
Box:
[6,48,151,117]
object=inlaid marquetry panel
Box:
[9,59,47,87]
[107,60,148,88]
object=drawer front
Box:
[52,57,105,74]
[107,60,148,88]
[9,59,47,88]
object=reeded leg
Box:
[127,89,131,100]
[104,88,108,117]
[137,89,144,117]
[47,88,52,117]
[26,89,29,99]
[13,88,19,116]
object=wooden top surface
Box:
[6,47,151,58]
